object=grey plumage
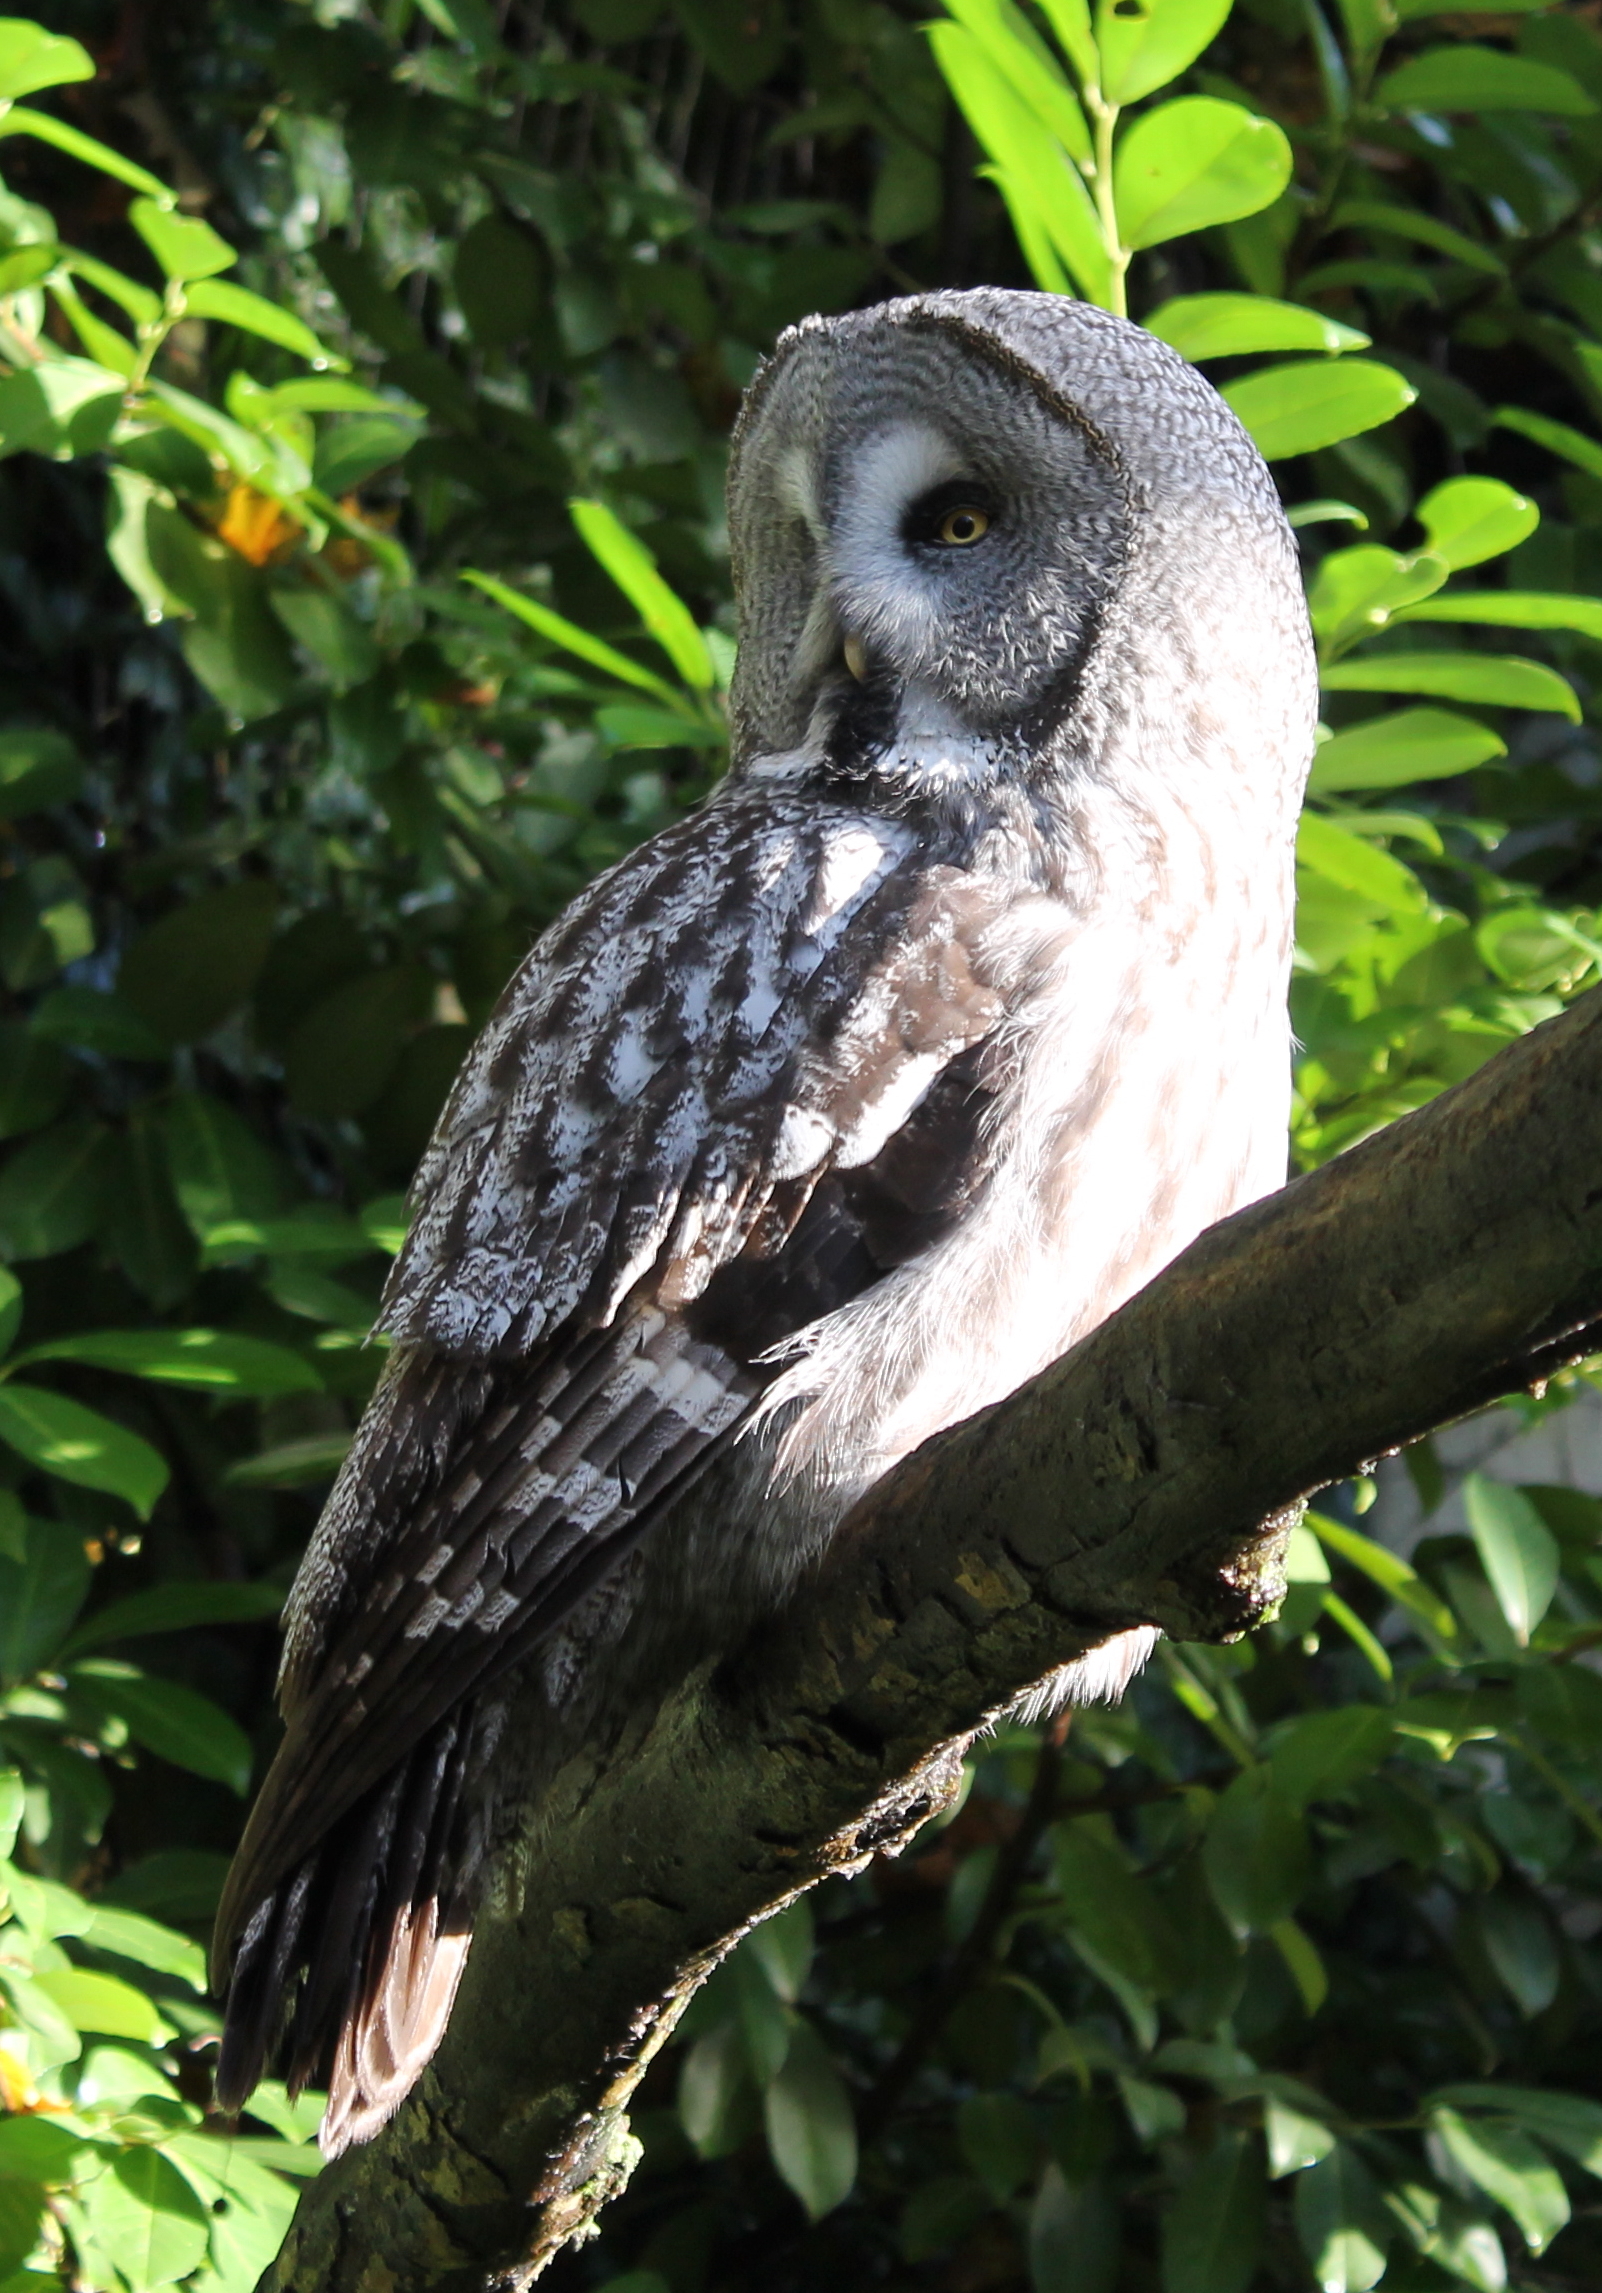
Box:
[213,289,1316,2154]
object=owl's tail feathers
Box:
[213,1712,475,2158]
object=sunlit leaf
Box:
[128,197,235,282]
[31,1968,171,2043]
[0,22,93,100]
[183,277,334,364]
[1416,475,1539,569]
[0,1385,168,1518]
[1294,2145,1390,2292]
[16,1328,319,1397]
[1114,98,1292,250]
[1309,707,1505,793]
[1147,293,1368,360]
[1432,2109,1569,2252]
[1321,653,1577,719]
[1094,0,1233,106]
[1224,359,1415,460]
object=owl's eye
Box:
[904,483,999,552]
[936,506,989,546]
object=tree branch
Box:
[258,986,1602,2293]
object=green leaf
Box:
[1203,1766,1308,1934]
[763,2018,857,2220]
[960,2092,1040,2203]
[57,1578,282,1660]
[0,1023,66,1140]
[929,21,1112,300]
[1114,98,1292,250]
[162,1092,288,1237]
[1327,199,1506,277]
[0,1513,89,1682]
[1296,814,1425,913]
[1223,360,1415,461]
[569,498,715,691]
[1321,654,1577,719]
[1055,1818,1179,1992]
[283,965,430,1119]
[938,0,1092,164]
[30,1967,171,2043]
[0,107,172,199]
[69,1662,252,1794]
[0,1386,168,1519]
[1146,293,1368,360]
[222,1430,351,1488]
[464,570,681,704]
[1476,1892,1559,2019]
[311,414,422,495]
[1306,1513,1460,1641]
[1265,1707,1393,1809]
[1294,2145,1389,2292]
[128,197,235,282]
[0,1267,19,1357]
[270,585,380,692]
[1095,0,1232,106]
[0,1118,110,1260]
[1030,2165,1120,2293]
[1416,476,1539,569]
[30,985,167,1062]
[78,1905,205,1991]
[745,1899,814,2003]
[679,2024,750,2159]
[0,22,94,99]
[1431,2087,1602,2176]
[1309,707,1505,794]
[1395,591,1602,642]
[1161,2129,1265,2293]
[594,702,725,751]
[1390,1686,1516,1757]
[1463,1474,1558,1644]
[16,1328,319,1397]
[80,2142,209,2287]
[0,356,122,464]
[182,277,331,363]
[0,728,82,820]
[118,881,280,1045]
[1266,2095,1335,2177]
[1309,545,1447,652]
[1376,45,1596,114]
[1433,2109,1569,2253]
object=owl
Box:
[213,289,1317,2155]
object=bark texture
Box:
[259,987,1602,2293]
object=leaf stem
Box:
[1085,90,1128,318]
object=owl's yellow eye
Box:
[936,506,990,546]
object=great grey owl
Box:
[213,287,1317,2154]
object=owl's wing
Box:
[215,787,1017,2128]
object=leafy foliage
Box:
[0,0,1601,2285]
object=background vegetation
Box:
[3,0,1602,2286]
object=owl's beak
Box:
[842,635,868,682]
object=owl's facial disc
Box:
[727,310,1130,772]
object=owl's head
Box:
[726,290,1310,798]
